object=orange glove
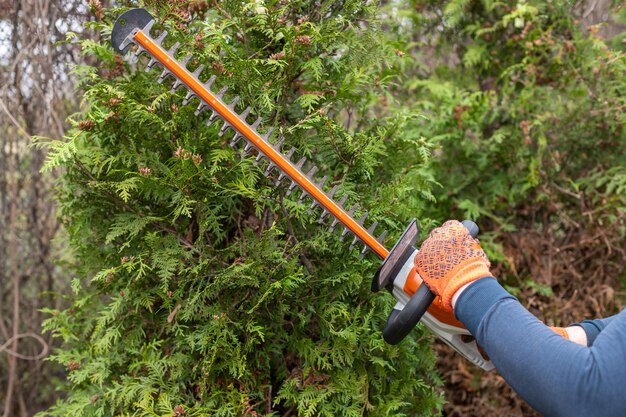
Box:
[549,326,570,339]
[414,220,491,309]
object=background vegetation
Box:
[1,0,624,416]
[394,1,626,414]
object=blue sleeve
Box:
[455,277,626,417]
[574,316,615,346]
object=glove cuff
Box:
[441,259,491,308]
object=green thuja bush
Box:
[40,1,443,416]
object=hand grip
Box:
[383,220,479,345]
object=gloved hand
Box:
[414,220,492,310]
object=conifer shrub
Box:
[40,2,443,416]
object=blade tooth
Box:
[118,32,137,55]
[170,80,183,93]
[122,33,151,58]
[298,190,309,202]
[194,102,208,116]
[339,226,352,241]
[218,122,232,137]
[306,166,318,179]
[275,172,286,186]
[307,200,319,215]
[155,30,168,45]
[318,210,329,223]
[357,212,368,225]
[205,112,219,128]
[328,216,343,232]
[192,64,205,77]
[377,229,388,244]
[216,86,228,98]
[273,136,284,151]
[349,236,361,251]
[146,58,158,70]
[182,91,197,105]
[143,20,155,35]
[347,204,358,216]
[133,45,145,57]
[264,162,276,176]
[263,127,274,141]
[250,117,262,130]
[243,142,255,153]
[167,41,180,55]
[316,176,328,189]
[327,185,339,199]
[228,96,240,110]
[359,246,370,260]
[157,69,172,83]
[239,107,252,120]
[367,221,379,234]
[181,54,193,66]
[253,153,265,166]
[207,111,219,123]
[285,181,294,195]
[295,157,306,170]
[286,181,298,196]
[205,75,217,90]
[285,147,295,160]
[230,134,243,148]
[338,194,348,207]
[121,26,148,53]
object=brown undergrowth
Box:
[438,193,626,416]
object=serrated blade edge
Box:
[126,28,389,259]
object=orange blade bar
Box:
[133,30,389,259]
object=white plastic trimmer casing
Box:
[391,249,494,371]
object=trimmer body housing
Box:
[373,220,494,371]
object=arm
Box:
[453,284,618,347]
[456,278,626,417]
[413,221,626,417]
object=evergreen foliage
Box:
[395,0,626,270]
[38,0,626,415]
[40,1,442,416]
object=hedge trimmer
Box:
[110,8,494,371]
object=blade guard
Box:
[111,8,154,54]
